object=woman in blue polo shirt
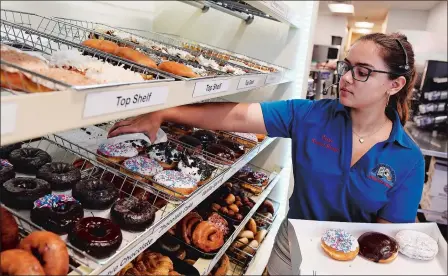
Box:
[108,32,423,272]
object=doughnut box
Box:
[288,219,447,275]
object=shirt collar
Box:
[334,102,412,149]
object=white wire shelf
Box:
[243,1,300,28]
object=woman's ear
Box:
[388,76,407,96]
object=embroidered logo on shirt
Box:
[369,164,396,188]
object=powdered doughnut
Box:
[395,230,438,260]
[321,229,359,261]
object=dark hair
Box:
[358,32,416,126]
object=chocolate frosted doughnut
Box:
[358,232,398,263]
[0,143,21,159]
[178,135,203,149]
[69,217,122,259]
[0,159,15,185]
[9,148,51,174]
[1,177,51,209]
[192,130,217,146]
[205,144,235,161]
[72,178,118,210]
[218,139,246,157]
[37,162,81,191]
[31,194,84,234]
[110,197,156,232]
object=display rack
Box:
[243,1,300,27]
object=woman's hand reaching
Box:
[108,112,162,142]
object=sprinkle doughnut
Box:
[0,249,45,275]
[1,177,51,209]
[192,221,224,252]
[153,170,197,198]
[0,207,19,251]
[72,178,118,210]
[321,229,359,261]
[395,230,438,260]
[36,162,81,191]
[9,148,52,174]
[97,142,138,165]
[19,231,69,275]
[146,142,181,169]
[121,156,163,181]
[110,197,156,232]
[208,212,229,236]
[31,194,84,234]
[0,159,15,185]
[178,212,203,244]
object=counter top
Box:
[406,123,447,159]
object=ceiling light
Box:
[353,28,372,34]
[355,21,374,28]
[328,3,354,14]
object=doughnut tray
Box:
[2,134,277,275]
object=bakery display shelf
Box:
[51,17,274,76]
[192,169,284,275]
[243,1,300,28]
[1,134,276,275]
[406,123,448,159]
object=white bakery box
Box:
[288,219,447,275]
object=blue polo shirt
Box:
[260,99,424,223]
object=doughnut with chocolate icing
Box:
[358,231,398,263]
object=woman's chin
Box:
[338,96,353,107]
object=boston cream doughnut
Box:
[321,229,359,261]
[395,230,438,260]
[158,61,198,78]
[358,232,398,263]
[116,47,157,69]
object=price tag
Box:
[102,236,155,275]
[265,72,284,84]
[237,76,264,90]
[192,79,230,98]
[1,102,17,135]
[83,86,169,118]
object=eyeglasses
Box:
[337,60,400,82]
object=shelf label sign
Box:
[193,79,230,98]
[83,86,169,118]
[237,76,265,90]
[1,103,17,135]
[265,72,284,84]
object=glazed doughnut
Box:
[31,194,84,234]
[255,229,267,243]
[0,207,19,251]
[1,177,51,209]
[116,47,157,69]
[19,231,69,275]
[259,199,275,214]
[121,156,163,181]
[321,229,359,261]
[0,159,15,185]
[207,212,229,236]
[97,142,139,165]
[246,218,257,235]
[192,221,224,252]
[1,66,53,92]
[110,197,156,231]
[9,148,52,174]
[395,230,438,260]
[153,170,198,198]
[72,178,118,210]
[82,39,119,55]
[69,217,123,258]
[213,254,229,276]
[36,162,81,191]
[146,142,181,170]
[238,230,254,240]
[179,212,203,244]
[1,249,45,275]
[358,232,398,263]
[158,61,198,78]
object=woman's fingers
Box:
[108,124,141,138]
[108,119,135,136]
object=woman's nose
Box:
[341,70,353,84]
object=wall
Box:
[425,1,448,61]
[385,9,429,33]
[313,14,348,47]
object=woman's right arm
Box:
[108,102,267,141]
